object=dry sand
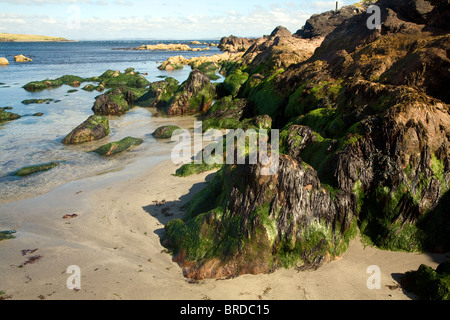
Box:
[0,152,449,300]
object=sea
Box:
[0,40,222,203]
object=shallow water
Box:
[0,40,222,202]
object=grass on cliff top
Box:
[0,33,69,42]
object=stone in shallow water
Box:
[93,136,144,156]
[14,162,60,177]
[62,115,110,145]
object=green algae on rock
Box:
[0,109,21,123]
[402,260,450,300]
[62,115,109,144]
[152,125,182,139]
[21,99,54,105]
[93,137,143,156]
[14,162,60,177]
[0,230,16,241]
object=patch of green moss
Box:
[14,162,60,177]
[402,262,450,300]
[220,69,249,97]
[174,161,223,177]
[21,98,54,105]
[23,79,63,92]
[58,75,84,86]
[0,230,16,241]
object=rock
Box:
[14,54,32,62]
[0,230,16,241]
[135,77,179,109]
[22,99,53,105]
[135,43,193,51]
[152,125,182,139]
[23,79,63,92]
[164,154,357,279]
[218,35,257,52]
[0,57,10,65]
[92,88,131,116]
[0,109,21,123]
[62,115,110,144]
[14,162,60,177]
[93,136,143,156]
[161,0,450,279]
[166,70,216,116]
[33,113,44,117]
[201,96,248,131]
[402,261,450,300]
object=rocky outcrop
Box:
[14,55,32,62]
[240,26,324,76]
[218,35,257,52]
[0,57,10,65]
[62,115,109,144]
[93,137,143,156]
[163,0,450,279]
[166,70,216,115]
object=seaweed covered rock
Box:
[14,162,60,177]
[201,96,254,131]
[93,136,143,156]
[135,77,179,109]
[92,88,133,116]
[62,115,109,144]
[152,125,182,139]
[166,70,216,115]
[162,0,450,280]
[164,154,358,279]
[0,108,21,123]
[402,260,450,300]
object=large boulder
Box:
[62,115,110,144]
[165,70,216,115]
[0,57,9,65]
[92,88,132,116]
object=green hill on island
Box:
[0,33,71,42]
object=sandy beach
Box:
[1,146,448,301]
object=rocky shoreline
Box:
[1,0,449,300]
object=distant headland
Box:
[0,33,74,42]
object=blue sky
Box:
[0,0,350,40]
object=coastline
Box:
[1,154,448,300]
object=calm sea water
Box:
[0,40,221,203]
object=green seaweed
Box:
[14,162,60,177]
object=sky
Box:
[0,0,350,40]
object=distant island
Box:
[0,33,73,42]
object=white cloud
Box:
[0,3,312,39]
